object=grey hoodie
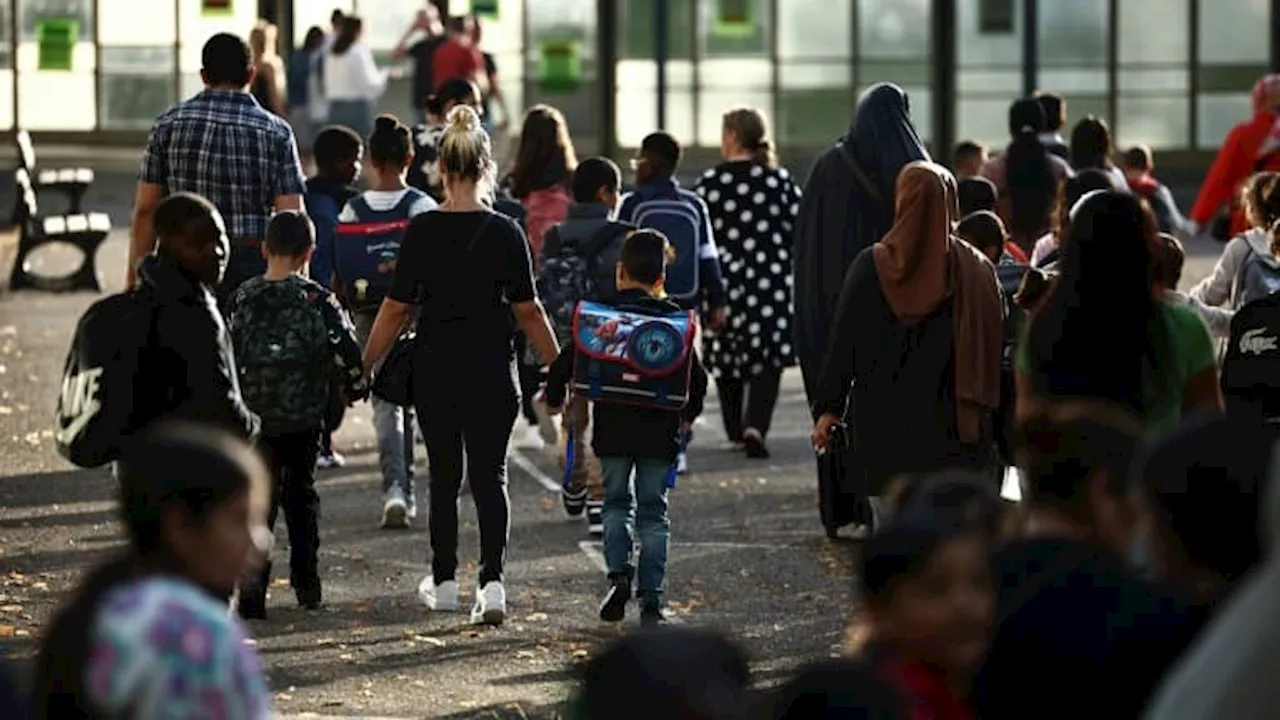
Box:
[1143,440,1280,719]
[1189,228,1280,310]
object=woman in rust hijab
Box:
[810,162,1004,521]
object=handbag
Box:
[372,330,416,407]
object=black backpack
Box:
[1222,292,1280,426]
[55,288,161,468]
[537,221,633,346]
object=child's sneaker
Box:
[586,500,604,537]
[381,487,410,529]
[418,577,459,612]
[562,486,587,517]
[316,450,345,469]
[598,573,631,623]
[471,581,506,625]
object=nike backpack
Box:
[334,189,428,313]
[571,300,696,411]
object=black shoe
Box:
[238,588,267,620]
[294,580,322,610]
[562,486,587,517]
[743,431,770,459]
[598,573,631,623]
[639,603,668,627]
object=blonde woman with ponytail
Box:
[693,107,801,460]
[361,105,559,626]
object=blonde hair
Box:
[441,105,496,198]
[248,20,278,62]
[722,107,776,168]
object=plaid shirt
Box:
[140,89,306,241]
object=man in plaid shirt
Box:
[128,33,307,298]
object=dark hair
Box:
[1157,233,1185,289]
[332,15,362,56]
[572,156,622,204]
[31,423,267,719]
[201,32,252,87]
[956,210,1008,257]
[446,15,469,34]
[303,26,326,53]
[266,210,316,257]
[330,8,344,26]
[957,176,998,216]
[154,192,217,247]
[1070,115,1115,172]
[425,77,479,118]
[893,470,1007,542]
[314,125,362,169]
[1006,98,1057,250]
[723,107,778,169]
[1134,414,1270,590]
[620,229,669,286]
[1014,402,1143,517]
[575,628,751,720]
[507,104,577,198]
[1241,171,1280,233]
[954,140,987,164]
[368,114,412,167]
[637,131,682,181]
[1035,92,1066,132]
[1054,168,1118,236]
[1123,145,1153,171]
[858,510,985,606]
[770,659,907,720]
[1026,191,1166,416]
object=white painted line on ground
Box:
[508,448,561,493]
[578,540,608,572]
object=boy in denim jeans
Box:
[543,230,708,625]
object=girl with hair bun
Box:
[693,106,800,460]
[360,104,560,627]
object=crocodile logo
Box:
[1240,327,1278,356]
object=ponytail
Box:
[722,107,777,169]
[1006,126,1056,252]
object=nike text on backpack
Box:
[334,191,426,312]
[631,198,702,302]
[571,301,696,411]
[55,289,158,468]
[1222,293,1280,425]
[230,280,334,435]
[537,222,633,347]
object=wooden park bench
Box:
[15,130,95,217]
[8,168,112,293]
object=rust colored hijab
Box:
[873,161,1003,445]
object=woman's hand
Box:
[811,413,842,454]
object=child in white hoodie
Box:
[1190,172,1280,313]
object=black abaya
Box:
[792,83,930,534]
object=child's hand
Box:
[680,421,693,436]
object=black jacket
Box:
[137,255,260,440]
[544,289,708,462]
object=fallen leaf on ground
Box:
[0,605,22,614]
[572,649,589,658]
[270,579,289,588]
[525,613,548,622]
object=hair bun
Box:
[446,105,482,134]
[374,114,400,133]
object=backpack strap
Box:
[836,142,885,208]
[580,221,634,257]
[347,195,374,220]
[390,189,423,217]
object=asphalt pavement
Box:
[0,175,1226,718]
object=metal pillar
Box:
[598,0,617,157]
[1021,0,1038,96]
[932,0,957,161]
[655,0,668,130]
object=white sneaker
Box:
[519,424,546,451]
[381,487,410,529]
[676,452,689,475]
[470,581,506,625]
[418,576,459,612]
[531,397,561,446]
[405,491,418,520]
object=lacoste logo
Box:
[55,367,104,445]
[1240,327,1279,356]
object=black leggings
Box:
[716,367,783,441]
[416,376,519,586]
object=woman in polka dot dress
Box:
[694,108,801,459]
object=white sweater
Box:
[324,42,387,102]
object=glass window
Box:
[778,63,850,146]
[858,0,929,60]
[697,0,768,58]
[1118,0,1188,63]
[0,1,12,129]
[957,0,1021,66]
[1198,93,1252,148]
[956,98,1012,148]
[177,0,256,80]
[100,0,174,45]
[1198,0,1269,65]
[1118,97,1190,149]
[356,0,418,51]
[17,0,93,130]
[618,0,693,60]
[100,47,174,130]
[1037,0,1107,66]
[697,88,771,146]
[616,89,694,148]
[1118,69,1189,93]
[19,0,91,41]
[528,0,598,142]
[778,0,850,60]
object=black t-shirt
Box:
[409,36,445,110]
[389,209,536,364]
[975,538,1199,720]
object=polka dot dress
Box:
[694,160,801,380]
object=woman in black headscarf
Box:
[793,83,930,538]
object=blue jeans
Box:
[600,456,671,603]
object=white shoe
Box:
[317,451,345,469]
[418,576,459,612]
[531,397,561,446]
[676,452,689,475]
[470,581,506,625]
[519,424,546,451]
[381,487,410,530]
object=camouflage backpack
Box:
[537,221,633,347]
[229,276,332,435]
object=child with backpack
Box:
[228,210,368,619]
[336,114,436,530]
[1157,233,1234,341]
[543,230,709,625]
[305,125,363,470]
[618,132,727,475]
[537,157,634,536]
[1123,145,1192,237]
